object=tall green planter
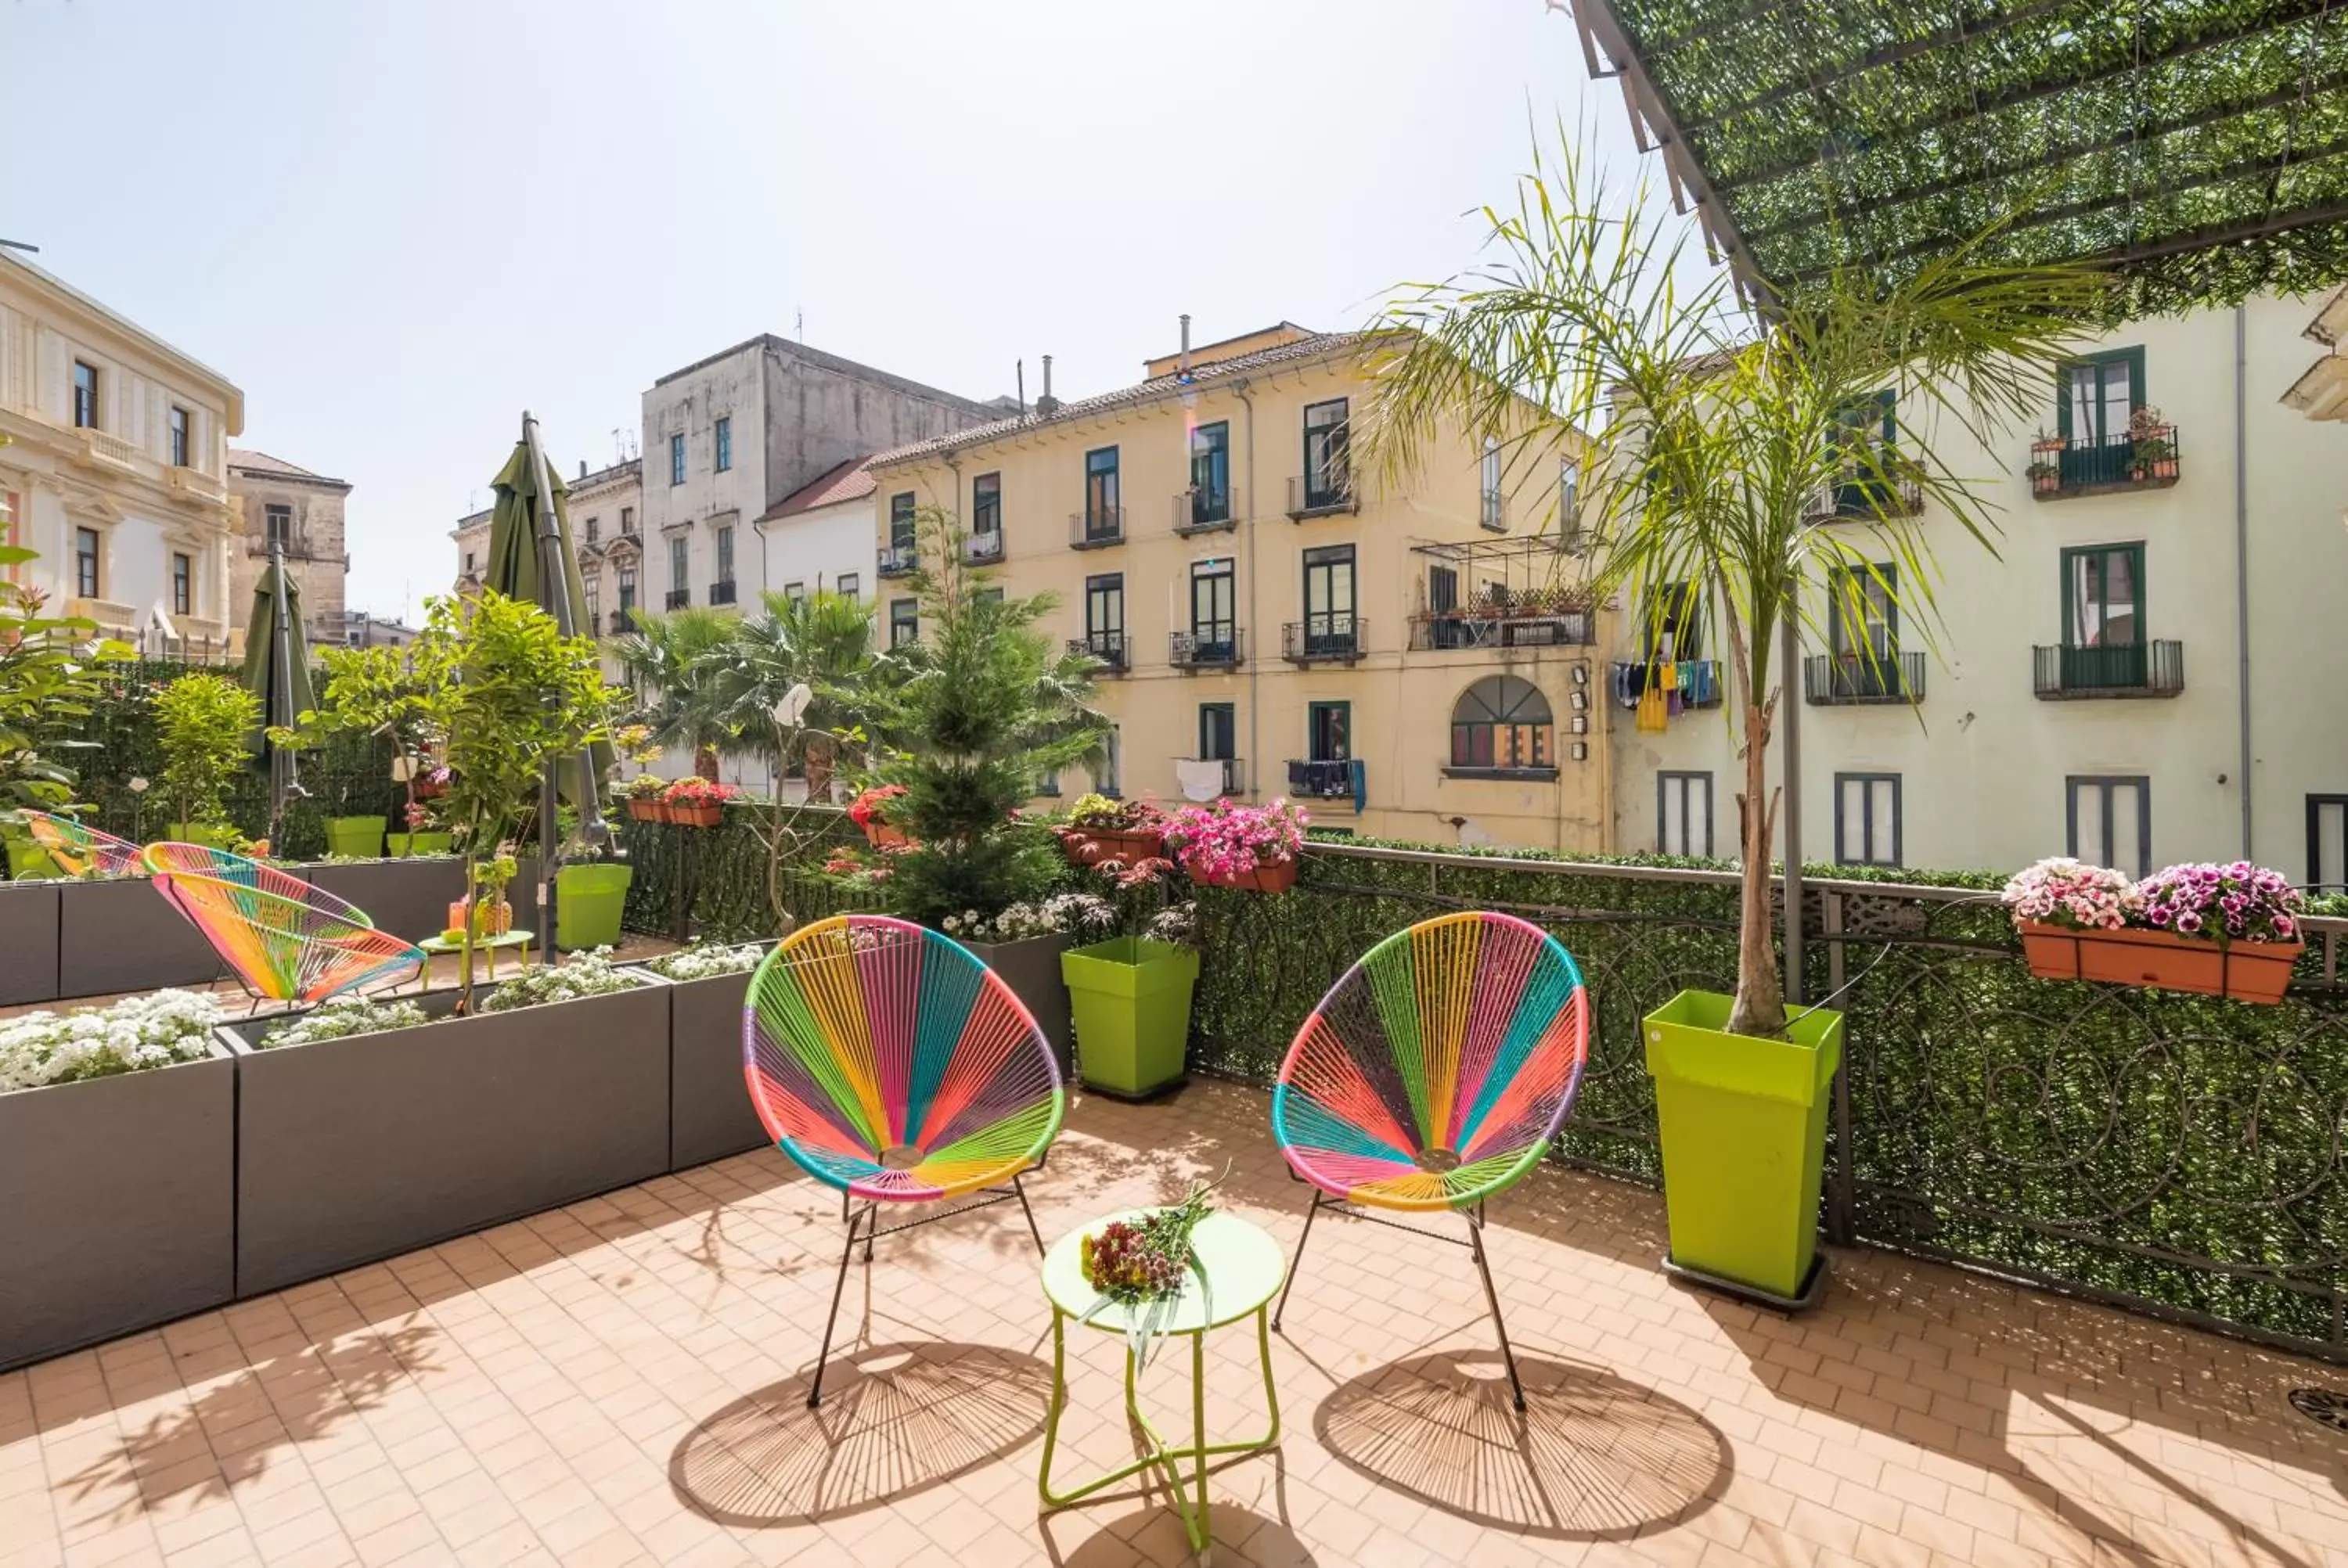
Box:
[323,816,387,859]
[555,861,632,951]
[1643,989,1842,1305]
[1061,937,1198,1099]
[384,832,454,858]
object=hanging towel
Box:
[1612,661,1639,709]
[1349,758,1367,814]
[1684,659,1718,707]
[1175,757,1228,802]
[1637,684,1668,732]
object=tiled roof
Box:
[228,448,348,486]
[760,456,878,522]
[868,331,1377,468]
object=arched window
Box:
[1449,675,1554,771]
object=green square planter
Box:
[555,861,633,951]
[384,832,454,858]
[1643,989,1842,1304]
[1061,937,1198,1099]
[322,816,387,859]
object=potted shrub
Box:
[1054,792,1167,869]
[629,940,772,1168]
[1,989,233,1369]
[2028,430,2065,494]
[663,775,735,828]
[624,771,670,823]
[154,671,261,846]
[848,783,908,847]
[2007,858,2307,1004]
[1162,798,1309,893]
[2127,405,2177,481]
[220,952,668,1295]
[1060,894,1199,1100]
[1370,135,2103,1306]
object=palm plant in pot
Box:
[1370,135,2105,1305]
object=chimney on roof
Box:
[1035,354,1061,418]
[1179,315,1192,382]
[578,460,587,480]
[1017,358,1026,416]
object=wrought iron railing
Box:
[1413,607,1596,650]
[965,529,1005,565]
[1173,489,1236,535]
[1804,650,1925,704]
[1286,473,1358,520]
[664,588,690,610]
[1069,508,1125,548]
[708,580,736,606]
[1169,628,1244,669]
[1069,631,1128,671]
[877,544,917,577]
[1281,616,1366,664]
[2033,640,2184,698]
[2030,427,2181,498]
[1285,759,1359,800]
[1802,473,1924,519]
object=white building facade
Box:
[0,253,243,648]
[753,457,877,609]
[1612,292,2348,890]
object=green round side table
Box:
[1038,1210,1284,1565]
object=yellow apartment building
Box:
[864,323,1619,851]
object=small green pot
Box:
[384,832,454,858]
[4,834,53,880]
[164,822,237,849]
[1644,989,1842,1302]
[555,861,633,951]
[323,816,387,859]
[1061,937,1199,1099]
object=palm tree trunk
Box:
[1727,695,1787,1038]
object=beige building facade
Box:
[0,252,243,649]
[1612,293,2348,888]
[867,325,1613,851]
[227,449,349,646]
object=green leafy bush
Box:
[153,672,262,833]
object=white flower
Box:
[646,942,762,983]
[0,988,221,1093]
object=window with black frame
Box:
[1190,557,1235,660]
[1302,398,1349,509]
[889,597,917,649]
[1084,573,1125,660]
[1302,543,1356,655]
[973,472,1001,538]
[889,492,917,553]
[1190,423,1230,524]
[1085,448,1121,539]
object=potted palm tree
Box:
[1370,135,2105,1306]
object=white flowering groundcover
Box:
[0,989,224,1094]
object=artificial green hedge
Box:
[618,802,873,941]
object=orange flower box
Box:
[2017,921,2303,1005]
[669,802,723,828]
[628,800,667,823]
[1061,825,1166,869]
[1184,858,1298,894]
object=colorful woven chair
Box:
[744,913,1064,1405]
[141,842,425,1008]
[20,810,145,878]
[1270,911,1590,1409]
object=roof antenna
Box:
[1016,359,1026,416]
[795,308,804,343]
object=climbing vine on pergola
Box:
[1568,0,2348,313]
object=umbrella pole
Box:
[519,412,610,963]
[268,540,301,845]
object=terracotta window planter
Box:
[862,820,911,848]
[1184,858,1299,894]
[628,799,668,823]
[2018,920,2304,1005]
[1061,825,1165,869]
[668,802,724,828]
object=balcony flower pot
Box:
[384,831,455,858]
[1184,858,1299,894]
[555,861,632,951]
[627,799,666,823]
[1061,937,1197,1099]
[863,820,909,848]
[220,975,670,1296]
[1061,825,1166,869]
[2016,921,2304,1005]
[625,941,775,1170]
[669,801,723,828]
[1643,989,1842,1306]
[960,931,1075,1079]
[322,815,387,859]
[0,879,61,1005]
[0,1040,235,1371]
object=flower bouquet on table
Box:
[1053,792,1168,870]
[1078,1167,1229,1368]
[1161,798,1309,893]
[848,783,911,847]
[662,776,737,829]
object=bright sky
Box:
[5,0,1647,622]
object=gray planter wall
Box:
[0,880,61,1006]
[223,974,670,1296]
[0,1043,236,1371]
[639,944,775,1171]
[963,932,1074,1080]
[310,857,468,942]
[59,876,221,996]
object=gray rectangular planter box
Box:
[963,932,1074,1079]
[632,944,775,1171]
[0,879,61,1006]
[58,875,220,997]
[0,1042,236,1371]
[310,857,470,943]
[221,973,671,1297]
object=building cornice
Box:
[1,254,243,434]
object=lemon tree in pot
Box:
[1370,135,2106,1306]
[154,672,261,848]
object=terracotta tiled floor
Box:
[7,1079,2348,1568]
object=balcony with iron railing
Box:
[1169,628,1246,671]
[1069,508,1125,549]
[1173,489,1237,536]
[1285,757,1361,802]
[610,606,637,635]
[1068,631,1129,672]
[965,528,1005,565]
[1802,473,1924,520]
[1286,473,1358,521]
[1804,650,1926,705]
[664,588,690,611]
[2029,426,2181,500]
[2032,640,2184,699]
[709,580,736,606]
[1176,757,1246,797]
[1411,577,1596,651]
[1281,616,1367,665]
[877,544,917,578]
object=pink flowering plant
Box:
[1161,798,1309,879]
[2134,861,2303,945]
[2000,857,2139,932]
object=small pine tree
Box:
[862,508,1107,929]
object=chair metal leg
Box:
[1271,1189,1323,1332]
[1468,1206,1525,1412]
[808,1203,867,1408]
[1012,1172,1046,1255]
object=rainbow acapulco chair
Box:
[743,912,1064,1406]
[1269,909,1590,1410]
[141,842,427,1009]
[19,809,147,879]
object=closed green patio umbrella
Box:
[241,541,315,834]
